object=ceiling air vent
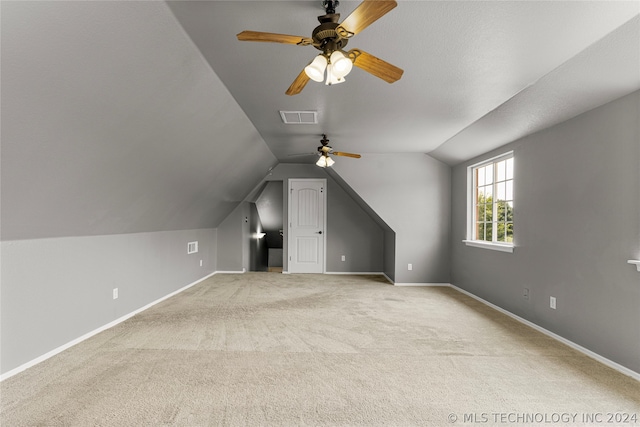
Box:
[279,110,318,124]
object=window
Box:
[465,152,514,252]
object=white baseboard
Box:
[394,282,451,287]
[325,271,385,275]
[325,272,394,284]
[284,271,385,276]
[5,275,637,384]
[448,284,640,382]
[0,271,218,382]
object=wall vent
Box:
[279,110,318,124]
[187,241,198,254]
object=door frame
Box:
[287,178,327,274]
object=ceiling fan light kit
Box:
[325,64,345,85]
[305,55,328,82]
[329,50,353,77]
[303,49,353,85]
[237,0,403,95]
[316,154,335,168]
[237,1,395,165]
[307,134,362,168]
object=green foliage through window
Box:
[475,194,513,242]
[473,155,513,243]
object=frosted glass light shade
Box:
[325,64,345,85]
[330,50,353,78]
[316,155,335,168]
[304,55,327,82]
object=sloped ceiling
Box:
[1,1,277,240]
[2,1,639,241]
[167,0,639,164]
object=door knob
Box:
[316,231,323,234]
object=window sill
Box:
[463,240,514,253]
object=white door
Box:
[288,179,326,273]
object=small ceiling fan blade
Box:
[285,69,311,96]
[336,0,397,38]
[287,152,318,157]
[333,152,362,158]
[348,49,403,83]
[237,31,313,46]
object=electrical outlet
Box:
[200,260,203,267]
[550,296,556,309]
[341,255,346,262]
[408,263,413,271]
[113,288,118,300]
[523,287,529,299]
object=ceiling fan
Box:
[316,134,361,168]
[237,0,403,95]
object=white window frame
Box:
[463,151,514,253]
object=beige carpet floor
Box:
[1,273,639,426]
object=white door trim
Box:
[287,178,327,273]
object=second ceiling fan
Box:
[316,134,361,168]
[237,0,403,95]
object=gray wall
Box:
[384,230,397,282]
[264,164,385,274]
[0,228,217,375]
[255,181,284,249]
[333,154,451,283]
[249,203,268,272]
[326,176,386,273]
[451,90,640,373]
[216,202,250,272]
[1,1,277,377]
[326,169,397,280]
[1,1,276,242]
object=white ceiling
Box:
[1,0,638,240]
[167,0,640,165]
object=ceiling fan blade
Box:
[336,0,397,38]
[285,69,311,96]
[287,152,318,157]
[333,152,362,158]
[237,31,313,46]
[348,49,403,83]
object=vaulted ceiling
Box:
[2,1,638,240]
[168,0,640,164]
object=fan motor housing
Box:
[312,22,348,51]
